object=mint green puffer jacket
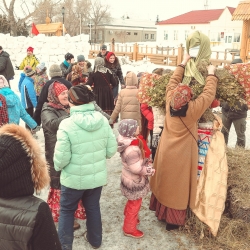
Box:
[53,103,117,190]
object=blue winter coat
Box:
[0,87,37,129]
[54,103,117,190]
[19,73,37,109]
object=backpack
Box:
[0,94,9,127]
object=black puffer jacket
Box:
[0,51,14,82]
[41,103,69,189]
[221,101,248,120]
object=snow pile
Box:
[0,33,90,69]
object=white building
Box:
[156,7,242,49]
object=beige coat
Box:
[150,66,218,210]
[110,72,141,127]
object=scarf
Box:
[0,94,8,127]
[183,31,211,85]
[130,135,151,159]
[63,60,70,68]
[71,64,83,83]
[94,57,112,74]
[47,82,69,111]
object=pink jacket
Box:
[117,134,153,200]
[140,103,154,130]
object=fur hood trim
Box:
[0,124,50,192]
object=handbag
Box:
[101,73,113,90]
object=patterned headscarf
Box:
[170,84,193,110]
[0,75,9,88]
[183,31,211,85]
[71,64,83,83]
[94,57,112,74]
[118,119,138,138]
[47,81,68,110]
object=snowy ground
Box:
[10,61,250,249]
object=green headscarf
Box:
[182,31,211,85]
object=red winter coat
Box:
[140,103,154,130]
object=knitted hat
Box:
[170,84,193,110]
[54,82,68,96]
[118,119,138,138]
[68,85,95,105]
[0,46,2,50]
[0,124,49,198]
[106,52,115,61]
[77,55,85,62]
[27,46,34,52]
[101,44,107,50]
[49,64,62,78]
[37,62,46,71]
[25,68,36,77]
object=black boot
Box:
[166,223,180,231]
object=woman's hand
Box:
[181,54,191,66]
[207,64,216,75]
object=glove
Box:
[121,84,126,89]
[31,126,41,133]
[109,118,114,125]
[15,66,19,70]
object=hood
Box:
[0,51,10,58]
[0,87,15,107]
[117,134,134,153]
[0,124,49,198]
[70,103,104,131]
[126,72,138,87]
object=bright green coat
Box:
[53,103,117,190]
[19,55,39,70]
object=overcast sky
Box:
[103,0,241,21]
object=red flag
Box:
[31,23,39,36]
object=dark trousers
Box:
[221,114,246,147]
[58,185,103,250]
[25,107,34,130]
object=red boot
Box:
[124,229,144,238]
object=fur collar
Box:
[0,124,50,192]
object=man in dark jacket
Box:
[97,44,109,58]
[221,58,248,148]
[60,52,74,78]
[0,46,14,87]
[33,64,72,125]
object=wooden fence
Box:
[88,40,239,67]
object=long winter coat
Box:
[19,55,39,70]
[19,73,37,109]
[150,66,218,210]
[117,135,151,200]
[86,71,116,115]
[104,57,124,98]
[41,103,69,189]
[0,87,37,129]
[54,103,117,190]
[0,51,14,81]
[110,72,141,127]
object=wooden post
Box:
[177,44,184,65]
[111,38,115,52]
[133,43,138,61]
[240,20,249,62]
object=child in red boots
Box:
[117,119,155,238]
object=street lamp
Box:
[88,22,92,44]
[62,7,65,36]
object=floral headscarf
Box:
[94,57,112,74]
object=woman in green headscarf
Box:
[182,31,211,85]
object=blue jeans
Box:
[58,185,103,250]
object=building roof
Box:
[157,7,235,25]
[232,1,250,20]
[99,18,156,29]
[36,22,63,33]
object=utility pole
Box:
[80,14,82,35]
[204,0,209,10]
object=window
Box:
[126,32,131,35]
[134,32,138,35]
[173,30,178,40]
[234,33,241,42]
[164,30,168,40]
[151,34,155,39]
[185,30,189,40]
[145,34,149,39]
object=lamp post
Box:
[62,7,65,36]
[88,22,92,44]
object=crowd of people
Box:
[0,34,247,250]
